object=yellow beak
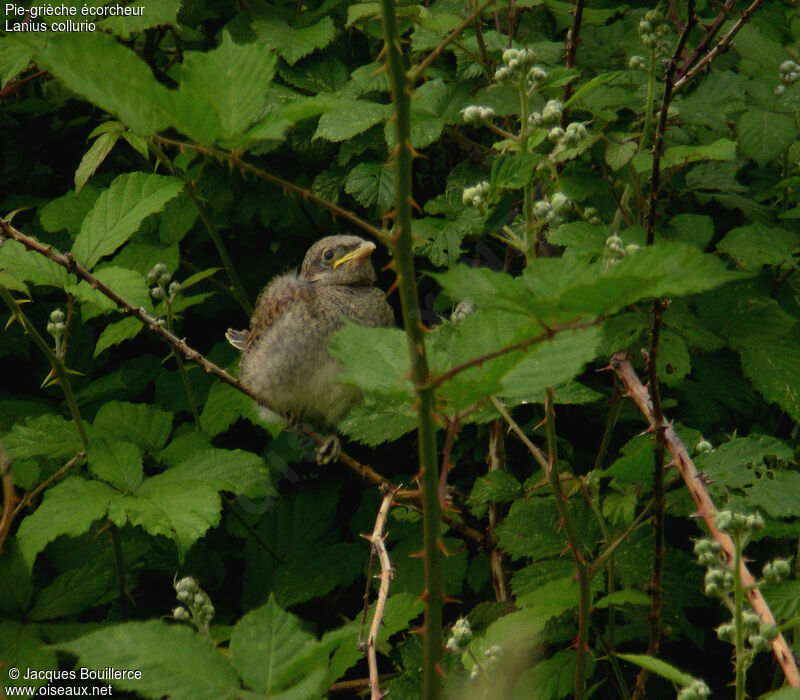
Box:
[332,241,376,269]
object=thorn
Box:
[595,363,615,372]
[410,549,425,559]
[437,539,451,556]
[442,594,461,604]
[533,416,547,431]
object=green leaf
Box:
[616,653,696,686]
[230,596,328,696]
[68,266,151,318]
[22,31,170,135]
[0,239,69,289]
[177,32,277,141]
[594,589,650,609]
[111,475,222,559]
[633,138,736,173]
[2,414,82,461]
[28,559,116,621]
[0,621,56,691]
[345,161,395,212]
[605,140,636,171]
[740,337,800,423]
[468,471,522,516]
[100,0,179,38]
[253,16,336,65]
[668,213,715,249]
[72,172,184,269]
[716,222,800,269]
[490,153,541,195]
[500,326,600,401]
[737,109,796,167]
[57,621,242,700]
[200,383,261,437]
[0,36,33,88]
[315,99,391,142]
[94,316,143,358]
[16,477,116,568]
[74,130,121,195]
[497,499,564,560]
[513,650,592,700]
[88,438,144,493]
[39,186,101,235]
[0,538,34,616]
[93,402,173,453]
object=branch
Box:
[671,0,765,95]
[359,485,398,700]
[646,0,696,246]
[561,0,586,106]
[631,298,670,700]
[486,420,510,602]
[674,0,735,83]
[427,318,599,390]
[611,352,800,689]
[408,0,496,85]
[0,440,15,554]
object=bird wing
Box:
[248,273,315,341]
[225,328,249,350]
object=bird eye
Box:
[323,249,334,262]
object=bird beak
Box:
[333,241,376,269]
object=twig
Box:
[0,440,15,554]
[486,420,510,602]
[427,318,599,390]
[408,0,496,84]
[674,0,735,83]
[360,485,398,700]
[611,352,800,689]
[630,298,670,700]
[671,0,765,95]
[646,0,696,245]
[561,0,586,107]
[12,451,86,520]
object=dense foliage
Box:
[1,0,800,698]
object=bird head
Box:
[300,235,379,285]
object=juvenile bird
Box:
[227,235,393,461]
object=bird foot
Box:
[316,435,341,466]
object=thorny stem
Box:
[611,47,657,232]
[561,0,586,105]
[378,2,443,695]
[0,441,14,554]
[544,389,589,700]
[487,420,510,602]
[630,299,670,700]
[646,1,696,245]
[733,532,747,700]
[360,485,398,700]
[672,0,766,95]
[164,296,201,428]
[674,0,735,83]
[110,525,129,619]
[0,288,88,451]
[611,353,800,688]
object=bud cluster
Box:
[780,59,800,86]
[605,234,640,264]
[446,617,472,652]
[677,680,710,700]
[46,308,66,339]
[533,191,571,223]
[494,47,537,84]
[715,509,764,541]
[148,262,182,303]
[173,576,215,637]
[529,99,563,128]
[461,105,496,126]
[468,644,503,680]
[638,9,671,56]
[583,207,602,225]
[716,612,777,653]
[462,181,490,212]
